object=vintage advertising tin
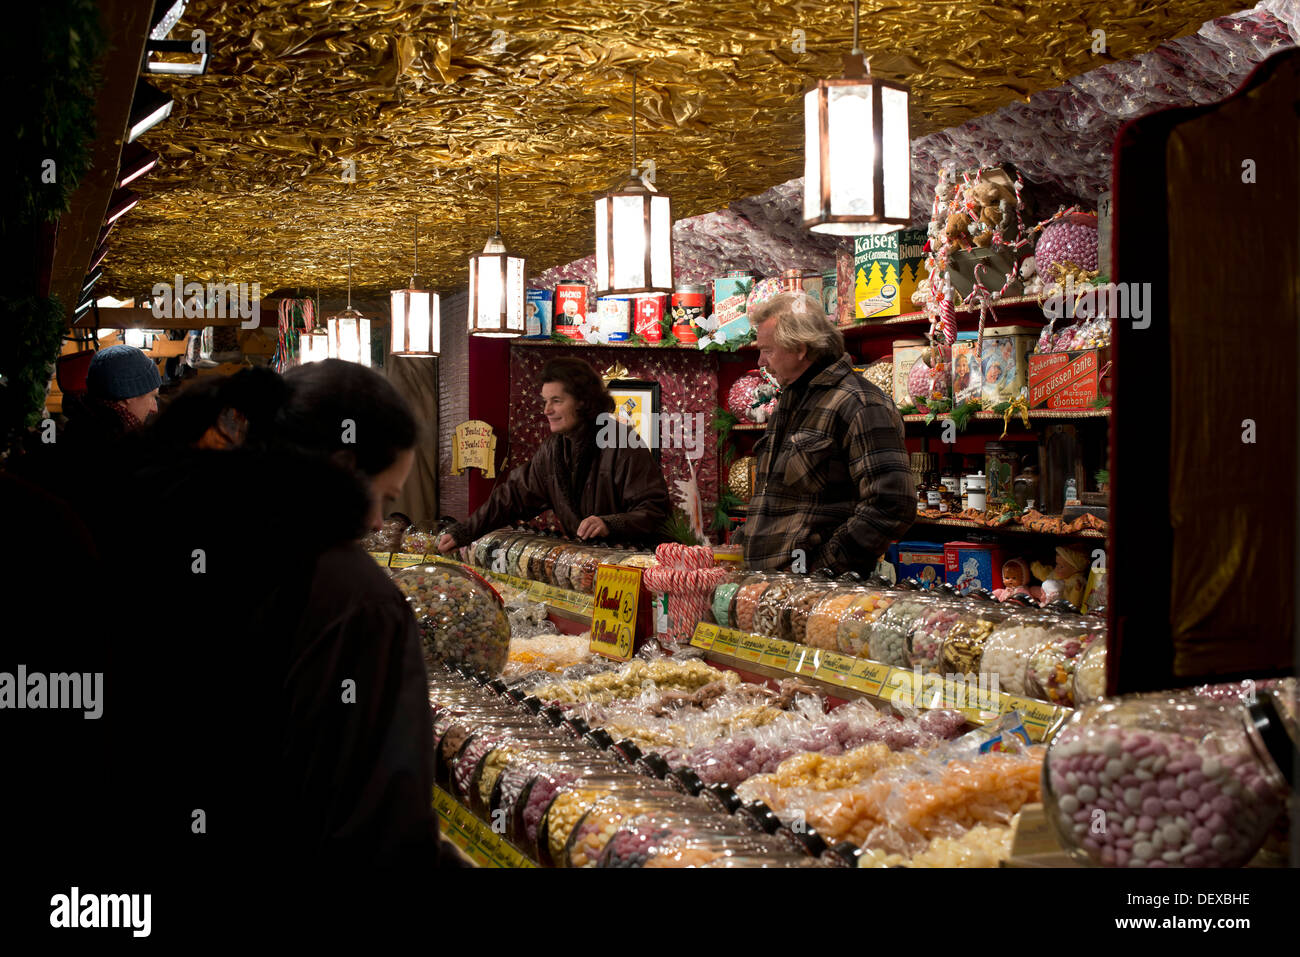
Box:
[671,284,707,344]
[633,294,667,342]
[525,289,553,338]
[596,296,632,342]
[554,281,588,340]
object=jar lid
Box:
[564,717,592,738]
[667,767,705,796]
[702,784,742,815]
[584,728,616,751]
[541,705,565,726]
[1249,693,1299,788]
[636,753,672,779]
[737,801,781,834]
[488,678,508,695]
[613,739,644,764]
[505,688,527,704]
[821,841,862,867]
[521,695,543,713]
[775,824,827,857]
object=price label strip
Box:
[814,651,857,687]
[389,552,426,569]
[368,551,393,567]
[690,622,718,651]
[759,638,794,670]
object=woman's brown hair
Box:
[540,357,616,422]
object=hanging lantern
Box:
[468,157,527,337]
[299,327,329,365]
[803,0,911,235]
[391,213,440,357]
[595,72,673,296]
[327,248,371,365]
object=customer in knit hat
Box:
[86,344,162,427]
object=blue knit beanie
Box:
[86,345,161,400]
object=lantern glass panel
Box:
[475,255,503,329]
[803,87,822,222]
[409,291,433,351]
[882,85,911,221]
[611,194,645,290]
[650,196,671,290]
[828,83,874,218]
[506,257,526,332]
[389,291,406,352]
[595,196,610,289]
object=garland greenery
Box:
[2,0,105,450]
[662,507,703,545]
[711,491,744,532]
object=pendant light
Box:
[803,0,912,234]
[391,213,440,356]
[328,248,371,365]
[300,286,329,364]
[595,71,673,296]
[468,156,527,337]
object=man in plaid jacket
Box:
[734,291,916,574]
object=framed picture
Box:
[606,379,661,461]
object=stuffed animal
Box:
[944,212,973,249]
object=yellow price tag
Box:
[788,645,819,677]
[881,667,917,709]
[369,551,392,567]
[760,638,794,670]
[849,659,892,695]
[691,622,718,650]
[735,634,767,664]
[589,564,643,661]
[815,651,856,685]
[389,552,425,569]
[711,628,739,657]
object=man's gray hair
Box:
[749,291,845,361]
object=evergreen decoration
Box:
[711,491,744,532]
[2,0,105,454]
[663,507,703,545]
[1090,394,1111,409]
[948,400,982,432]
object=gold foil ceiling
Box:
[105,0,1250,298]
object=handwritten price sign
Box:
[589,564,644,661]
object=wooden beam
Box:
[74,305,266,329]
[46,0,153,325]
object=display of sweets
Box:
[868,598,932,668]
[730,575,773,633]
[504,633,593,677]
[712,582,741,629]
[534,658,735,706]
[752,577,798,638]
[781,580,839,645]
[835,590,894,657]
[978,615,1062,697]
[563,791,703,868]
[1024,620,1104,706]
[361,516,409,552]
[1073,637,1107,704]
[857,821,1016,868]
[393,563,512,674]
[908,603,963,671]
[804,590,863,652]
[1043,695,1290,868]
[400,522,437,555]
[939,610,1008,675]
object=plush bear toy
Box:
[944,212,973,249]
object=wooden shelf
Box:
[911,517,1106,539]
[902,408,1111,424]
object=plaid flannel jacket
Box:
[735,354,916,574]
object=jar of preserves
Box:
[1043,691,1295,867]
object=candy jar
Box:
[835,588,895,657]
[907,597,964,672]
[504,534,533,578]
[562,791,704,868]
[805,588,863,652]
[1042,691,1296,867]
[868,596,933,668]
[977,609,1062,697]
[542,543,575,586]
[730,574,774,634]
[782,579,839,645]
[939,607,1009,675]
[393,563,512,675]
[752,575,799,638]
[1024,617,1106,706]
[1072,636,1108,705]
[399,521,437,555]
[712,579,742,630]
